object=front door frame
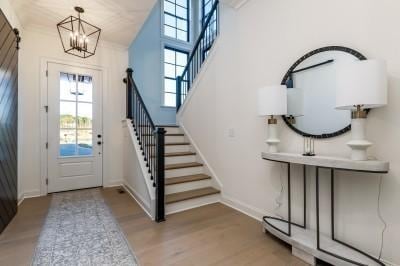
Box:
[40,58,106,195]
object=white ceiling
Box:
[10,0,157,47]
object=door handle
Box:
[97,134,102,138]
[97,141,102,145]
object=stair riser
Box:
[165,166,203,178]
[165,136,185,143]
[165,145,191,153]
[165,155,197,165]
[166,179,212,194]
[163,127,182,135]
[166,193,220,215]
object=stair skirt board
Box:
[165,155,197,165]
[165,179,212,194]
[166,193,221,215]
[166,166,204,178]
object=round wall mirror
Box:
[281,46,367,138]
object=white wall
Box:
[19,27,128,198]
[123,121,155,218]
[178,1,400,265]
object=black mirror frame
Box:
[281,46,367,139]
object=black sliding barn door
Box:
[0,9,20,234]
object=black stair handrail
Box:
[176,0,219,110]
[124,68,165,222]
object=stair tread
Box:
[150,142,190,146]
[165,142,190,145]
[143,133,184,136]
[157,125,179,128]
[165,151,196,157]
[166,174,211,185]
[165,162,203,170]
[166,187,220,204]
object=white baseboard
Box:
[18,189,42,206]
[220,194,269,222]
[103,180,123,188]
[122,183,154,221]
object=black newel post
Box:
[176,76,182,111]
[126,68,133,119]
[155,127,166,222]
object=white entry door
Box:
[47,63,103,193]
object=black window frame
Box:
[163,0,190,43]
[201,0,216,26]
[163,46,189,107]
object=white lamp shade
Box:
[257,85,287,116]
[287,88,304,117]
[336,59,388,110]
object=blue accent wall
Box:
[129,1,177,125]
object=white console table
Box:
[261,152,389,266]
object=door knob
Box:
[97,141,102,145]
[97,134,102,138]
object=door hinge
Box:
[46,178,48,185]
[46,142,48,149]
[44,105,48,113]
[46,70,48,77]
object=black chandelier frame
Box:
[57,7,101,59]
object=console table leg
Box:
[316,167,320,249]
[303,165,307,229]
[315,167,375,266]
[287,162,291,236]
[331,169,335,240]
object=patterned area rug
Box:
[32,189,138,266]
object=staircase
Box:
[124,0,221,221]
[162,126,220,214]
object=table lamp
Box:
[258,85,287,153]
[336,59,387,161]
[287,88,304,124]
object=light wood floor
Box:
[0,187,308,266]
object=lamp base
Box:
[347,118,372,161]
[266,139,280,153]
[266,123,280,153]
[347,140,372,160]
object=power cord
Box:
[274,164,284,219]
[377,175,387,260]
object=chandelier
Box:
[57,7,101,58]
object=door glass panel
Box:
[78,130,93,156]
[59,72,94,157]
[77,75,93,102]
[77,102,93,129]
[60,73,77,101]
[60,129,76,156]
[60,101,76,129]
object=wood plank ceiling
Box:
[10,0,157,46]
